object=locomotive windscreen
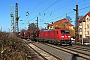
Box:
[61,30,70,34]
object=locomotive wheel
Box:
[53,41,58,45]
[69,44,72,46]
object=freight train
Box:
[37,28,72,45]
[18,28,72,45]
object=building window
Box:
[80,35,82,38]
[87,24,89,28]
[84,35,86,38]
[87,31,89,35]
[64,22,68,24]
[79,23,82,26]
[79,28,82,32]
[84,28,86,31]
[86,18,89,21]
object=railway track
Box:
[61,45,90,52]
[23,40,63,60]
[42,43,90,60]
[23,39,90,60]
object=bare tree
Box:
[28,23,38,31]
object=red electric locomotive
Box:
[38,28,72,45]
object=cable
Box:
[41,0,59,13]
[19,0,44,20]
[30,0,43,14]
[51,0,74,13]
[30,0,60,21]
[79,5,90,11]
[20,0,90,28]
[36,0,75,20]
[40,4,90,23]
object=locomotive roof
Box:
[41,28,69,32]
[41,29,54,32]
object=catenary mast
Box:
[15,3,19,33]
[10,4,14,36]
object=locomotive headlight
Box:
[61,36,64,40]
[61,36,64,38]
[68,36,71,37]
[68,36,71,39]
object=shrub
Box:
[0,32,32,60]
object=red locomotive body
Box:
[38,28,72,45]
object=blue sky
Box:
[0,0,90,32]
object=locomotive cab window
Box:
[56,31,58,34]
[61,30,70,34]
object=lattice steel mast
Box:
[15,3,19,33]
[10,4,14,35]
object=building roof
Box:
[54,18,73,26]
[48,18,73,27]
[48,24,53,27]
[80,11,90,21]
